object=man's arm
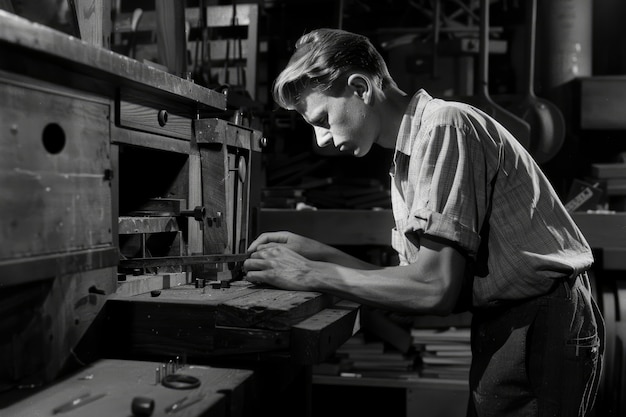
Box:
[244,235,467,315]
[248,231,383,270]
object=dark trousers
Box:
[468,273,604,417]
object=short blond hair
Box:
[272,28,396,109]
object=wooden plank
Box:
[195,118,264,151]
[291,306,360,364]
[1,359,253,417]
[0,10,226,112]
[217,288,333,331]
[114,5,257,33]
[188,149,203,255]
[155,0,187,77]
[111,126,191,153]
[0,81,113,261]
[258,209,395,246]
[0,247,118,287]
[200,145,229,254]
[123,282,332,331]
[115,4,259,99]
[71,0,111,48]
[118,99,192,141]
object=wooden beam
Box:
[70,0,111,48]
[155,0,187,76]
[291,305,360,364]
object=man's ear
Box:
[347,74,373,104]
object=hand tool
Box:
[165,395,203,414]
[52,392,107,414]
[119,253,250,269]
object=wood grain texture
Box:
[194,118,263,151]
[0,10,226,112]
[291,306,360,364]
[118,100,191,141]
[0,81,113,261]
[217,287,332,331]
[72,0,111,48]
[104,283,337,359]
[200,145,229,254]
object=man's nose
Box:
[314,127,333,148]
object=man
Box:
[242,28,604,416]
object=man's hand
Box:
[247,231,334,261]
[243,244,322,291]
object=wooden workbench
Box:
[0,9,358,417]
[103,281,359,364]
[97,282,359,417]
[2,359,253,417]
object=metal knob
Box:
[157,109,168,127]
[179,206,205,221]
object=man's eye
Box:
[314,117,328,127]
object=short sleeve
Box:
[403,122,490,258]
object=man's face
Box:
[294,85,378,157]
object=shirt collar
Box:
[395,89,433,156]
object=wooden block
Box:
[217,288,333,331]
[291,305,360,364]
[1,359,253,417]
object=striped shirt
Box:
[390,90,593,308]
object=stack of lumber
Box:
[411,327,472,382]
[313,333,419,380]
[591,163,626,198]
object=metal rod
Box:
[119,253,251,268]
